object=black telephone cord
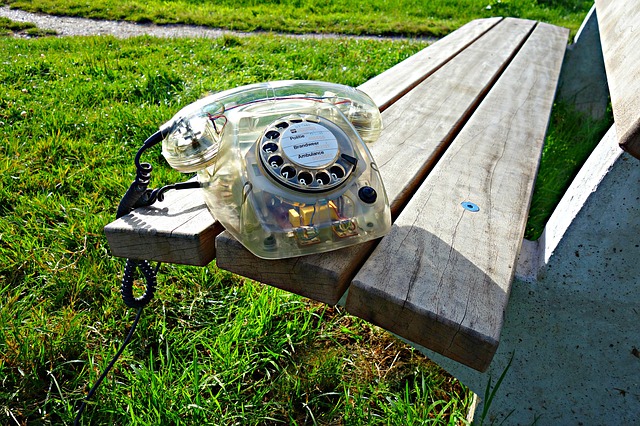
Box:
[120,259,158,309]
[115,130,165,219]
[73,306,142,426]
[74,130,170,424]
[73,259,160,425]
[75,126,202,423]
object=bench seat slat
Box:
[595,0,640,159]
[374,18,536,215]
[360,17,501,112]
[216,18,539,304]
[104,187,223,266]
[346,22,569,372]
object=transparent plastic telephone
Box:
[79,82,393,422]
[160,80,391,259]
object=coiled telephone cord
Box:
[74,130,169,424]
[73,259,160,425]
[121,259,157,309]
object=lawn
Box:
[3,0,595,37]
[0,1,612,424]
[0,33,479,425]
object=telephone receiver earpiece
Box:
[156,80,391,259]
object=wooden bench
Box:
[404,2,640,423]
[105,17,569,373]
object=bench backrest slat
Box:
[595,0,640,159]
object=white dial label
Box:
[281,122,339,168]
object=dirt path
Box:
[0,6,427,41]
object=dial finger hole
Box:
[268,155,283,168]
[262,142,279,153]
[329,165,345,180]
[297,171,312,186]
[316,171,331,185]
[280,165,296,180]
[265,130,280,140]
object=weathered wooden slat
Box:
[594,0,640,159]
[103,17,504,267]
[367,19,534,216]
[216,18,538,304]
[345,23,568,372]
[360,17,502,112]
[104,187,223,266]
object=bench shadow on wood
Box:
[122,203,207,221]
[106,190,223,266]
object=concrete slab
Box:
[557,5,610,120]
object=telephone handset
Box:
[160,80,391,259]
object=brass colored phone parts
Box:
[161,80,391,259]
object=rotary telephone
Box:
[155,80,391,259]
[77,81,392,422]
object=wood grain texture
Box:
[595,0,640,159]
[346,23,568,372]
[104,187,223,266]
[359,17,502,112]
[216,18,538,304]
[216,233,375,304]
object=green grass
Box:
[525,102,613,240]
[3,0,594,37]
[0,16,35,35]
[23,26,58,37]
[0,34,476,425]
[0,16,57,37]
